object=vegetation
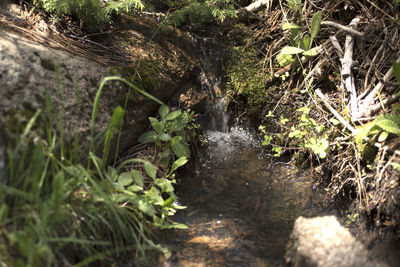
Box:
[0,76,192,266]
[32,0,144,31]
[165,0,237,28]
[3,0,400,265]
[223,0,400,236]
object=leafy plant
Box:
[138,105,194,167]
[277,5,322,66]
[355,113,400,151]
[166,0,237,28]
[32,0,144,31]
[1,76,189,266]
[259,107,330,158]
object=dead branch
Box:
[341,18,360,121]
[321,20,365,38]
[315,89,356,133]
[359,55,400,117]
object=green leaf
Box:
[280,46,304,55]
[310,11,322,39]
[159,105,169,119]
[301,34,310,50]
[131,170,144,188]
[144,161,157,179]
[287,0,302,10]
[303,48,318,57]
[374,114,400,134]
[391,162,400,172]
[169,136,182,147]
[172,143,190,158]
[160,222,188,230]
[137,198,156,216]
[276,53,294,67]
[170,157,188,174]
[393,61,400,84]
[159,133,172,142]
[330,118,340,125]
[162,197,175,208]
[378,131,389,142]
[283,23,301,30]
[166,110,182,121]
[156,178,174,193]
[146,187,164,205]
[138,131,157,143]
[117,172,133,187]
[149,117,163,134]
[127,185,143,192]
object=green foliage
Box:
[259,106,330,158]
[138,105,194,167]
[277,4,322,66]
[393,61,400,85]
[355,113,400,157]
[32,0,144,31]
[1,77,187,265]
[166,0,237,28]
[226,48,270,118]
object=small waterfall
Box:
[208,97,230,133]
[187,33,231,133]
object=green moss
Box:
[225,47,270,118]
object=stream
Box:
[168,123,331,266]
[160,34,400,266]
[162,36,333,266]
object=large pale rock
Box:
[0,3,198,158]
[285,216,387,267]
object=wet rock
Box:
[285,216,387,267]
[179,86,208,114]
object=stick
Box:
[315,89,356,133]
[321,21,365,38]
[359,55,400,116]
[341,18,359,121]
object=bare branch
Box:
[315,89,356,133]
[321,21,365,38]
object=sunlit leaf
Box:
[330,118,340,125]
[146,187,164,205]
[310,11,322,39]
[170,157,188,174]
[391,162,400,172]
[378,131,389,142]
[137,198,156,216]
[280,46,304,55]
[303,48,318,57]
[282,23,301,30]
[276,53,294,67]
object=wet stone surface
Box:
[167,128,332,266]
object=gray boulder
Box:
[285,216,387,267]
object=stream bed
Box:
[166,127,332,266]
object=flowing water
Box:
[166,119,332,266]
[161,36,333,266]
